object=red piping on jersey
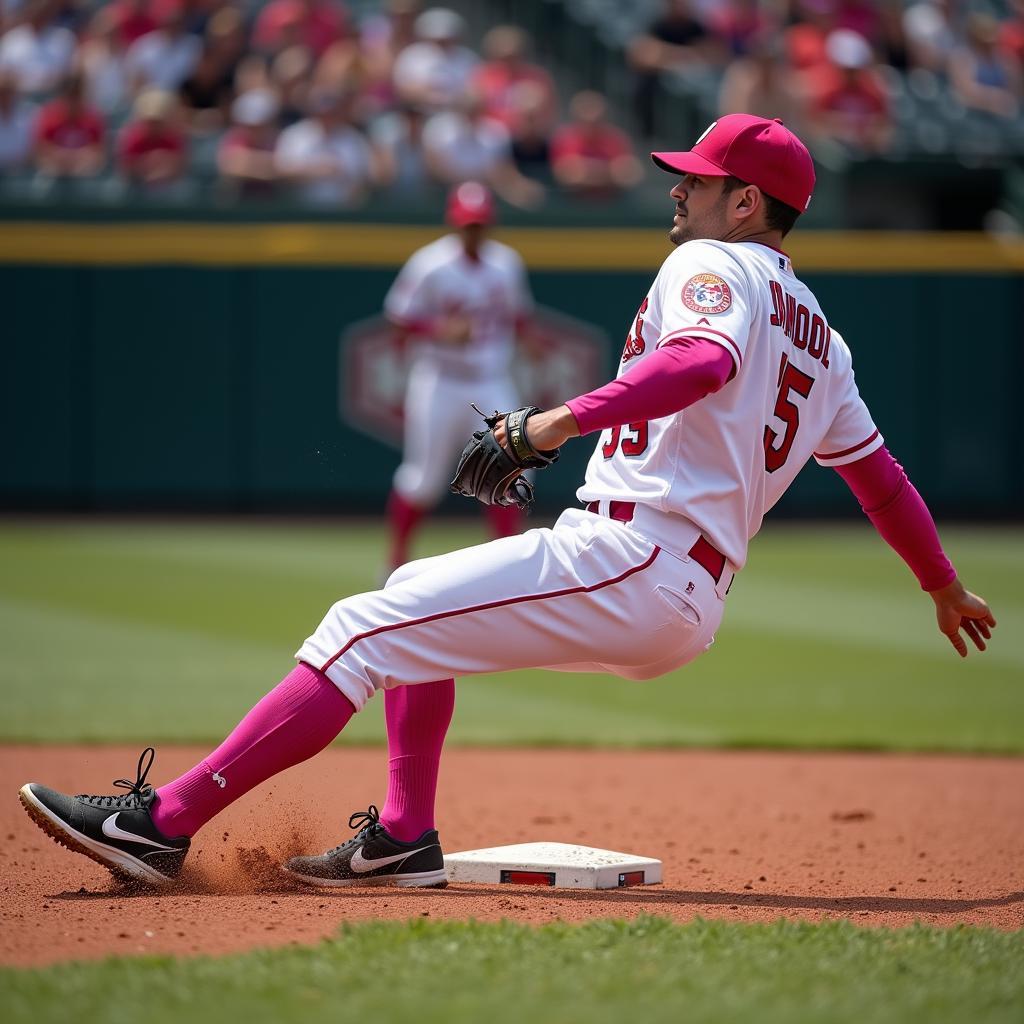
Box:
[658,326,742,368]
[815,430,880,461]
[389,315,434,337]
[318,546,663,673]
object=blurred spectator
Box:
[309,27,359,93]
[254,0,348,60]
[709,0,772,58]
[718,34,803,127]
[107,0,157,47]
[217,86,280,199]
[807,28,892,154]
[125,2,202,93]
[167,0,217,38]
[834,0,881,45]
[875,0,909,72]
[422,89,542,208]
[118,88,188,191]
[358,0,419,115]
[1001,0,1024,67]
[33,69,105,178]
[270,44,313,125]
[950,13,1021,120]
[274,84,376,205]
[627,0,721,138]
[392,6,478,112]
[508,80,553,183]
[179,6,247,133]
[550,90,642,199]
[902,0,957,73]
[0,0,75,94]
[370,100,432,198]
[80,5,131,117]
[472,25,557,134]
[0,66,34,170]
[786,0,840,72]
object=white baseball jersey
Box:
[384,234,532,378]
[578,240,882,569]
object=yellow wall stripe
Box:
[1,222,1022,272]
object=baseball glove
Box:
[449,404,560,510]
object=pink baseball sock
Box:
[387,489,424,568]
[151,663,355,839]
[379,679,455,842]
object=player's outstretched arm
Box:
[929,578,996,658]
[834,446,997,657]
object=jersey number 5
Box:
[603,421,649,459]
[764,354,814,473]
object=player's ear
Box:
[732,184,760,223]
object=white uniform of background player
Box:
[383,181,533,570]
[300,116,993,706]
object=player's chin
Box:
[668,224,689,246]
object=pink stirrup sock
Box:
[151,663,355,839]
[387,489,424,568]
[485,503,523,538]
[379,679,455,842]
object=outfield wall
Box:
[2,224,1022,515]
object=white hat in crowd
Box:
[232,88,279,127]
[825,28,873,70]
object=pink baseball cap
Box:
[651,114,815,213]
[446,181,496,227]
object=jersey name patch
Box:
[682,274,732,315]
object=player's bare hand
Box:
[494,405,579,453]
[929,578,996,657]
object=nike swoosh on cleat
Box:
[349,845,432,873]
[101,813,178,850]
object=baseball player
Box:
[20,116,996,891]
[385,179,534,573]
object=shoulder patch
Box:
[681,273,732,315]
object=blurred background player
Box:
[383,179,534,574]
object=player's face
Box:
[668,175,732,246]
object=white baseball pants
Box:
[393,360,520,506]
[296,508,726,711]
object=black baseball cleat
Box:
[18,747,190,888]
[283,805,448,888]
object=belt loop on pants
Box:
[585,500,728,586]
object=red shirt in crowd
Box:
[809,67,889,142]
[1001,19,1024,64]
[253,0,348,57]
[35,99,105,149]
[550,123,633,165]
[118,119,186,171]
[472,62,557,132]
[108,1,158,46]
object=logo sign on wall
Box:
[339,306,607,446]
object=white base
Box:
[444,842,662,890]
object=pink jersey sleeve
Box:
[834,446,956,591]
[565,336,733,436]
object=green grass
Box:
[3,917,1022,1024]
[0,520,1021,751]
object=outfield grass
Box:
[0,520,1020,751]
[3,917,1022,1024]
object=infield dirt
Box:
[2,745,1021,966]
